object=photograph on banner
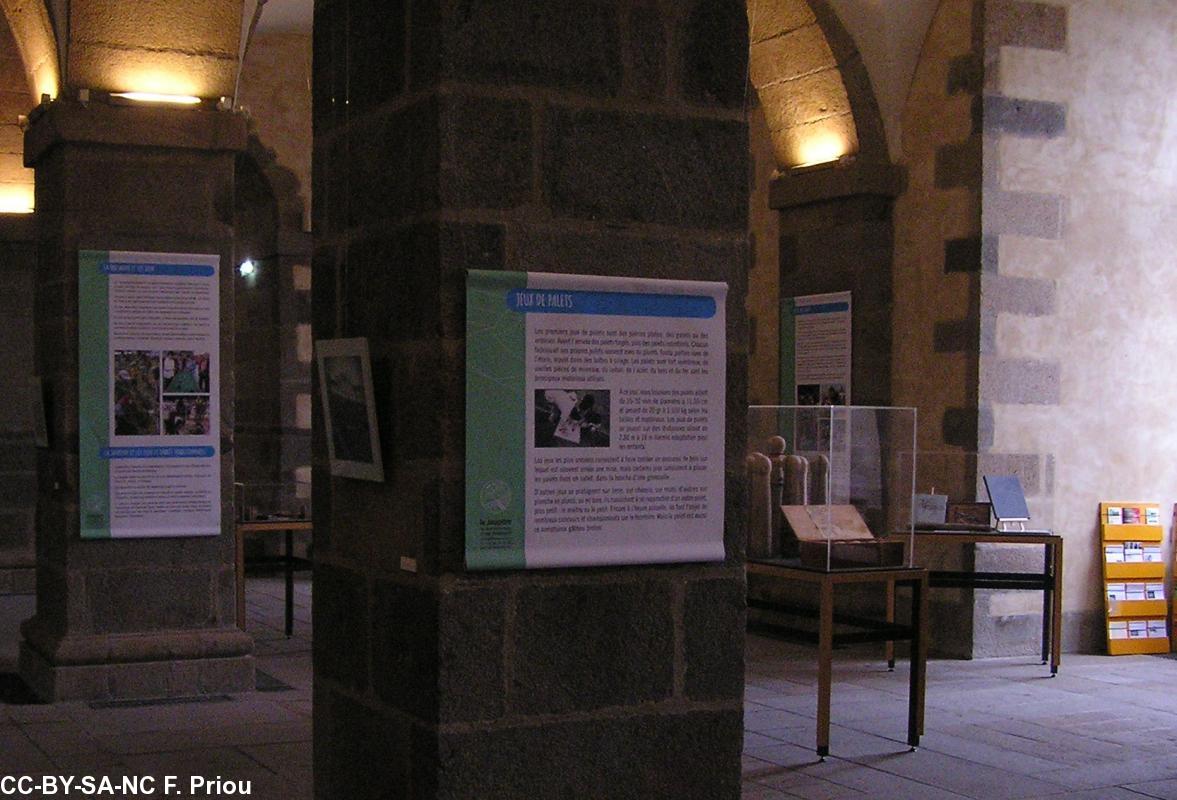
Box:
[534,389,611,448]
[78,250,222,539]
[466,270,727,570]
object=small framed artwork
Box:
[316,337,384,482]
[946,501,992,530]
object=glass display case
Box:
[746,405,917,570]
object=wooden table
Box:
[746,561,928,758]
[912,530,1063,675]
[235,519,313,637]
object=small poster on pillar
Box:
[78,250,221,539]
[465,270,727,569]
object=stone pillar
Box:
[972,0,1067,656]
[19,97,253,701]
[312,2,748,798]
[0,215,37,597]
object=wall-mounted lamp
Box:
[238,259,257,278]
[0,186,35,214]
[110,91,202,106]
[793,132,851,171]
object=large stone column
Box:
[312,2,748,797]
[19,97,253,701]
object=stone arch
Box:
[744,0,901,408]
[747,0,887,169]
[233,130,312,514]
[0,0,56,212]
[0,0,58,103]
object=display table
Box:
[235,519,313,637]
[912,530,1062,674]
[746,560,928,758]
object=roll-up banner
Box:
[466,270,727,569]
[79,250,221,539]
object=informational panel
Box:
[466,270,727,569]
[780,291,852,405]
[79,250,221,539]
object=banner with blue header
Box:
[79,250,221,539]
[466,270,727,569]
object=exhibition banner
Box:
[780,291,852,405]
[79,250,221,539]
[465,270,727,569]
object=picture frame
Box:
[316,337,384,482]
[946,501,991,529]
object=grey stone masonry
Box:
[312,2,749,798]
[982,274,1056,317]
[987,0,1068,51]
[984,96,1066,139]
[983,189,1063,240]
[980,357,1061,405]
[20,98,253,701]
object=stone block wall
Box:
[892,0,982,657]
[894,0,981,458]
[977,0,1177,654]
[974,0,1068,654]
[0,215,36,598]
[894,0,1177,657]
[961,0,1070,657]
[312,1,748,797]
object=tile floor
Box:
[0,576,312,800]
[6,582,1177,799]
[744,634,1177,799]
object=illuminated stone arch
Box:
[0,0,247,212]
[747,0,886,170]
[0,0,57,211]
[0,0,57,102]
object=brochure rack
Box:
[1100,502,1168,655]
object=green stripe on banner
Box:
[779,297,795,404]
[465,270,527,569]
[78,250,111,538]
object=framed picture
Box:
[316,337,384,482]
[946,501,991,529]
